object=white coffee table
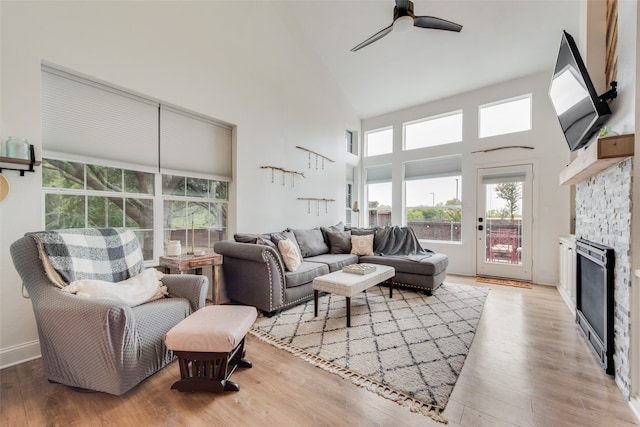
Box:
[312,264,395,327]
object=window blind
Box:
[160,106,232,180]
[41,67,159,169]
[365,164,392,184]
[404,155,462,181]
[481,172,526,185]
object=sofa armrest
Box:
[162,274,208,312]
[213,240,286,313]
[214,241,281,265]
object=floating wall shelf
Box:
[559,134,635,186]
[0,145,41,176]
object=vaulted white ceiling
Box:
[274,0,583,118]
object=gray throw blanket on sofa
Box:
[374,226,433,261]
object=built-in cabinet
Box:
[558,235,577,313]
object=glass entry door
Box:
[476,164,533,281]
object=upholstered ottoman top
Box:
[165,305,257,353]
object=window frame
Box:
[478,94,532,138]
[403,110,463,151]
[364,126,393,157]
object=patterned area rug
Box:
[250,282,488,423]
[475,276,532,289]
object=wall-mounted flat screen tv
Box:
[549,31,612,152]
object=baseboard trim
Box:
[0,340,41,369]
[629,397,640,423]
[557,285,577,315]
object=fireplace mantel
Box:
[559,134,635,186]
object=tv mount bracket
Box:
[598,81,618,102]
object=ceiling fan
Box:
[351,0,462,52]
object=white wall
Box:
[362,71,572,285]
[0,1,360,367]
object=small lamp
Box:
[352,201,360,227]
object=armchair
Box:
[10,228,208,395]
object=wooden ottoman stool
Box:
[164,305,258,392]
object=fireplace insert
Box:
[576,238,614,375]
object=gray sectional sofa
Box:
[213,224,448,316]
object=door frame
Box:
[476,163,533,281]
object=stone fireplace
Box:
[575,158,633,397]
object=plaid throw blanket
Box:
[29,228,145,287]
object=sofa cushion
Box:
[320,222,345,246]
[359,253,449,276]
[347,227,377,236]
[326,230,352,254]
[234,233,274,244]
[284,261,329,288]
[305,254,359,272]
[351,234,374,256]
[278,239,302,272]
[234,233,259,244]
[293,228,329,257]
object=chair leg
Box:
[171,338,252,393]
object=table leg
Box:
[314,290,319,317]
[389,278,394,298]
[346,296,351,328]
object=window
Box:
[346,166,356,226]
[43,159,156,259]
[42,158,229,261]
[366,164,392,227]
[404,156,462,242]
[346,130,354,154]
[479,94,532,138]
[162,175,228,253]
[41,66,232,262]
[404,110,463,150]
[365,127,393,157]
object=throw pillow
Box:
[271,231,303,260]
[351,234,374,256]
[321,222,345,246]
[293,228,329,257]
[278,239,302,272]
[327,230,352,254]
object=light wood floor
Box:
[2,275,639,426]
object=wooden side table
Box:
[159,254,224,305]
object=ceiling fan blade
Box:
[413,16,463,32]
[350,24,394,52]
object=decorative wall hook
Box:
[260,166,305,187]
[297,197,335,215]
[295,146,335,170]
